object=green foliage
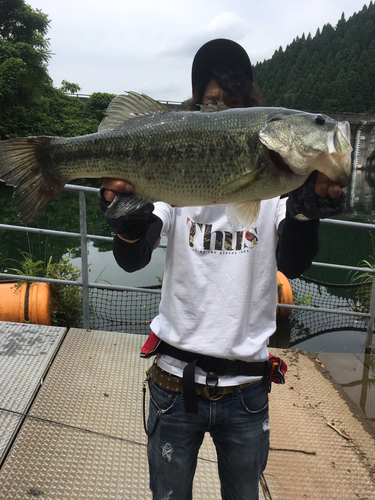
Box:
[86,92,116,122]
[293,292,313,306]
[0,1,115,139]
[0,0,53,138]
[29,86,99,137]
[349,258,375,285]
[0,0,50,44]
[46,250,84,328]
[60,80,81,94]
[348,257,374,313]
[3,249,84,328]
[254,2,375,113]
[6,251,45,278]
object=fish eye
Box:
[315,115,326,125]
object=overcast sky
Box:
[27,0,370,102]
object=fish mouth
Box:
[269,149,294,176]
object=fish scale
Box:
[0,92,352,227]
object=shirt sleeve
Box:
[112,216,163,272]
[276,211,319,279]
[111,202,172,272]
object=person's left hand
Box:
[314,172,342,199]
[287,171,346,220]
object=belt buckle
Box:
[202,385,225,401]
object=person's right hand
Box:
[102,178,135,202]
[99,178,157,244]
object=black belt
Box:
[154,340,273,376]
[151,341,274,413]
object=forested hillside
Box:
[254,2,375,114]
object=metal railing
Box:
[0,184,374,349]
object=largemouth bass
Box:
[0,92,352,226]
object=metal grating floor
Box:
[0,328,226,499]
[0,322,67,464]
[0,326,373,499]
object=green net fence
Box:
[88,277,373,346]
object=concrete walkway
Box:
[0,324,374,499]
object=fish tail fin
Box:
[0,136,66,223]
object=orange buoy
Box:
[0,282,53,325]
[277,271,293,319]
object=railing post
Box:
[365,273,375,353]
[350,121,366,210]
[79,190,90,329]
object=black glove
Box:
[287,171,346,221]
[98,187,158,240]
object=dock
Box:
[0,322,374,499]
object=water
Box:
[68,240,167,289]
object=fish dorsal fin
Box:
[98,91,171,131]
[197,103,228,113]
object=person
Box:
[99,39,346,500]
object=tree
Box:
[0,1,106,139]
[60,80,81,94]
[0,0,52,138]
[86,92,116,122]
[255,2,375,113]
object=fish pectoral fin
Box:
[98,92,171,131]
[104,193,152,218]
[221,167,265,194]
[225,201,261,230]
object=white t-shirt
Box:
[151,198,287,386]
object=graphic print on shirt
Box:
[187,218,258,253]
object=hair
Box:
[188,67,262,111]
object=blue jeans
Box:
[146,377,270,500]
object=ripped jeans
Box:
[146,377,270,500]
